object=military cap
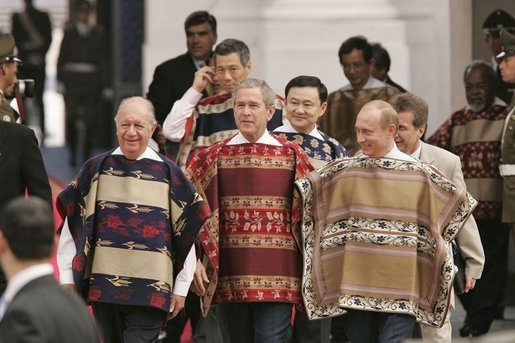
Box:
[0,34,21,64]
[497,29,515,59]
[483,9,515,35]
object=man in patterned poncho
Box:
[56,96,211,342]
[187,79,314,343]
[295,100,476,343]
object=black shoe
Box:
[459,325,488,337]
[493,307,504,320]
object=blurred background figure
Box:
[0,33,21,124]
[147,10,218,160]
[56,0,108,167]
[11,0,52,142]
[482,9,515,104]
[0,196,100,342]
[370,42,407,93]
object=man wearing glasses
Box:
[319,36,400,155]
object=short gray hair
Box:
[232,78,276,108]
[114,96,157,126]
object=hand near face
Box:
[193,66,215,93]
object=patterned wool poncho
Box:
[57,150,211,312]
[186,135,315,316]
[294,157,477,327]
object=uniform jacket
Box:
[56,24,107,94]
[501,98,515,222]
[419,141,484,279]
[11,6,52,67]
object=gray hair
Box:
[233,78,276,108]
[463,60,497,86]
[114,96,157,127]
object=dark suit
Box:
[0,274,99,342]
[147,52,209,160]
[11,6,52,134]
[147,52,200,125]
[0,121,52,293]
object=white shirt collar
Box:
[274,122,324,140]
[341,76,385,91]
[112,146,163,162]
[410,142,422,160]
[228,130,282,146]
[2,263,54,305]
[360,143,417,161]
[193,58,207,70]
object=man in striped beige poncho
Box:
[295,100,477,343]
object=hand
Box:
[168,294,186,319]
[192,66,215,93]
[463,276,476,293]
[191,259,209,296]
[62,283,77,293]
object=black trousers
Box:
[458,220,510,333]
[92,302,166,343]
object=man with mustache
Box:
[427,60,509,337]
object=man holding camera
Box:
[0,34,20,123]
[0,32,52,297]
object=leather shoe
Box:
[459,324,487,337]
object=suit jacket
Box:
[0,275,99,343]
[419,141,484,279]
[0,121,51,210]
[0,121,52,293]
[147,52,207,125]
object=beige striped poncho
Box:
[294,157,477,327]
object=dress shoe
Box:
[459,324,487,337]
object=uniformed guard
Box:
[0,34,21,123]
